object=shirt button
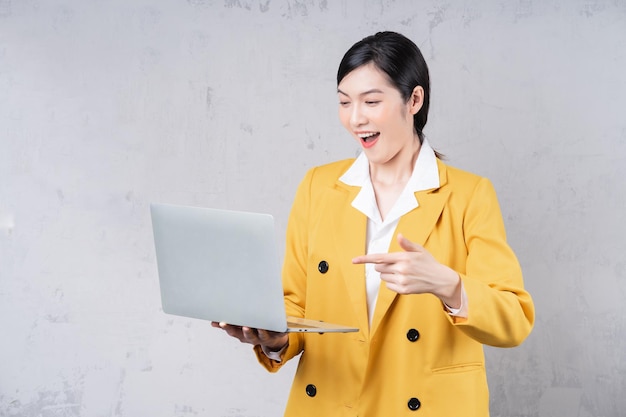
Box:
[406,328,420,342]
[318,261,329,274]
[408,397,421,410]
[306,384,317,397]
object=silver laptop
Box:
[150,203,358,333]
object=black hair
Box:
[337,31,431,145]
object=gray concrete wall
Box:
[1,1,625,416]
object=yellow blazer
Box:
[254,158,535,416]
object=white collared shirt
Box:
[339,139,465,326]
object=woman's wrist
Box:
[263,335,289,352]
[435,267,462,309]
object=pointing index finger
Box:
[352,253,391,264]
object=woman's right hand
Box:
[211,322,289,352]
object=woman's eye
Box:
[365,101,380,105]
[339,101,350,106]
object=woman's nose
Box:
[350,105,367,127]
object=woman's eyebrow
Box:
[337,88,384,97]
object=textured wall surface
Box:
[1,1,625,416]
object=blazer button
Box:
[406,328,420,342]
[305,384,317,397]
[408,397,421,411]
[318,260,329,274]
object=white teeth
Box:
[358,132,377,139]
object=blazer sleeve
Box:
[450,177,535,347]
[253,167,315,371]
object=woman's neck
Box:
[369,138,421,187]
[369,137,422,221]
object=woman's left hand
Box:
[352,233,462,308]
[211,322,289,352]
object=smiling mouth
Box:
[358,132,380,148]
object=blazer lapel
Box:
[370,164,451,337]
[326,183,371,338]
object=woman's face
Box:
[337,63,423,167]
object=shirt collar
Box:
[339,139,441,225]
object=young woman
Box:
[214,31,535,416]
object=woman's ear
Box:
[409,86,424,115]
